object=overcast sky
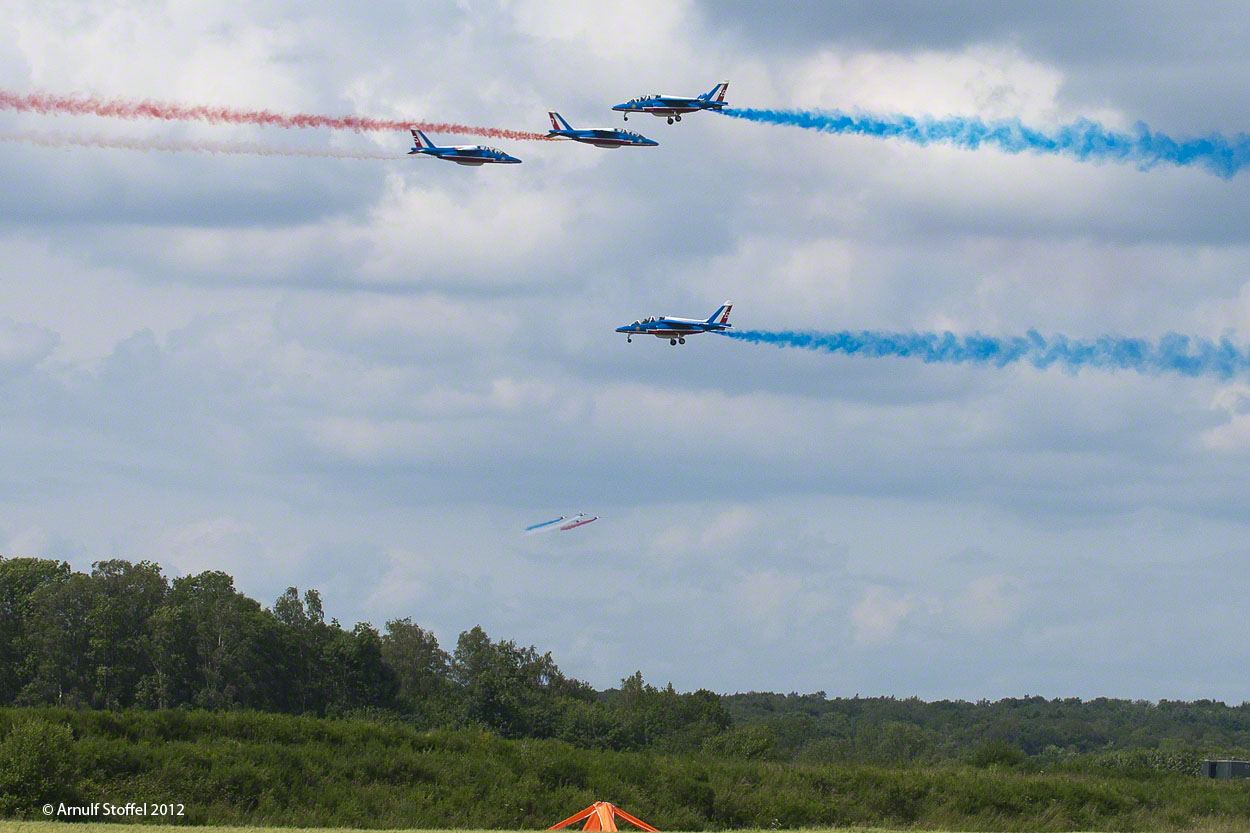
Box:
[3,0,1250,701]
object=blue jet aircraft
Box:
[407,129,521,165]
[546,112,658,148]
[611,81,729,124]
[616,302,733,345]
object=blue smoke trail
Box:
[716,108,1250,177]
[717,329,1250,380]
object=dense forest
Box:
[0,556,731,753]
[4,555,1250,765]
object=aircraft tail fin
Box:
[548,111,573,132]
[699,81,729,102]
[707,301,733,325]
[410,128,435,150]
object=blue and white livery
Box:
[407,129,521,165]
[611,82,729,124]
[616,302,733,345]
[546,112,658,148]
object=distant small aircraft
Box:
[616,301,733,345]
[407,129,522,165]
[524,513,599,533]
[559,514,598,531]
[611,82,729,124]
[546,112,658,148]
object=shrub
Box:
[966,738,1027,768]
[702,725,777,760]
[0,718,79,817]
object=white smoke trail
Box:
[0,129,404,160]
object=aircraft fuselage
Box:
[411,147,522,164]
[408,130,522,164]
[611,83,729,123]
[616,302,734,345]
[548,128,658,148]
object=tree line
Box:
[721,691,1250,766]
[0,557,728,752]
[4,555,1250,763]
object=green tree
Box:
[322,621,397,714]
[0,718,78,817]
[156,571,281,710]
[140,602,192,708]
[0,558,71,704]
[17,573,93,706]
[273,587,333,713]
[87,560,168,709]
[451,625,588,738]
[382,617,452,720]
[613,672,732,751]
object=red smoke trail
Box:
[0,130,406,160]
[0,89,556,141]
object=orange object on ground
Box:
[547,801,658,832]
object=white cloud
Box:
[784,45,1101,125]
[700,505,761,548]
[355,173,575,285]
[5,525,50,559]
[0,317,57,373]
[1200,384,1250,452]
[951,574,1022,632]
[851,585,915,644]
[11,1,309,109]
[152,516,263,580]
[3,2,1250,700]
[363,546,429,614]
[510,0,696,60]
